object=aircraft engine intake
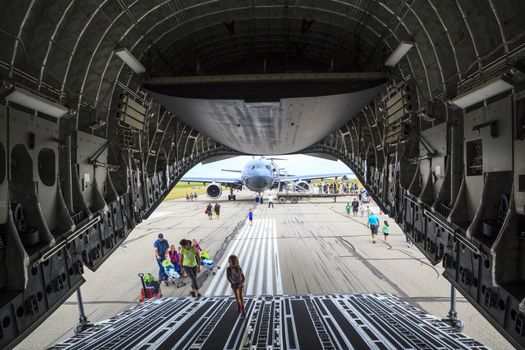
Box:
[206,183,222,199]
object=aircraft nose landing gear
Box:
[228,187,236,200]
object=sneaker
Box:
[240,311,246,318]
[372,240,376,244]
[196,293,201,298]
[190,291,196,297]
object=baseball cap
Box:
[158,233,164,239]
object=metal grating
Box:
[50,294,489,350]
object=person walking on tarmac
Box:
[180,239,201,298]
[248,208,253,225]
[268,194,274,208]
[227,254,246,317]
[367,212,380,244]
[351,198,359,216]
[206,203,213,220]
[214,202,221,218]
[345,202,351,216]
[154,233,170,285]
[382,220,390,243]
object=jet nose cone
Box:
[247,175,272,191]
[250,176,266,187]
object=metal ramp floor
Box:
[50,294,489,350]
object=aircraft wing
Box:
[278,173,353,182]
[201,155,238,164]
[179,176,242,188]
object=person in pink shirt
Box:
[192,239,202,253]
[168,244,181,274]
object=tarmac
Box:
[16,191,511,349]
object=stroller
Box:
[138,273,162,302]
[200,250,215,275]
[162,259,185,287]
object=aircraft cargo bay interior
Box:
[0,1,525,349]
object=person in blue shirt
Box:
[154,233,170,284]
[248,208,253,226]
[367,212,380,244]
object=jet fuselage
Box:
[240,158,276,193]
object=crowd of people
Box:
[345,197,412,246]
[147,185,413,318]
[152,232,247,315]
[153,234,205,297]
[185,192,199,201]
[319,182,359,194]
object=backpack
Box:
[143,273,156,284]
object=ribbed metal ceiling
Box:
[0,0,524,128]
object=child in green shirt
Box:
[382,220,390,243]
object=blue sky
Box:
[184,155,354,178]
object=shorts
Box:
[383,232,389,236]
[370,225,378,235]
[231,283,241,289]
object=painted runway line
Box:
[205,219,283,296]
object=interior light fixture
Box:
[115,48,146,74]
[451,76,513,109]
[385,41,414,67]
[503,62,525,85]
[5,86,69,118]
[244,102,280,108]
